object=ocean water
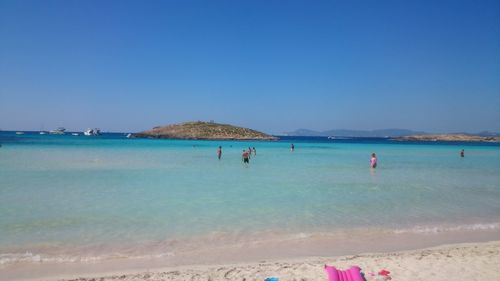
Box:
[1,132,500,265]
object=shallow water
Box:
[1,132,499,265]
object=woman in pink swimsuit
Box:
[370,153,377,168]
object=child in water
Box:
[370,153,377,168]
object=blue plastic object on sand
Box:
[265,278,279,281]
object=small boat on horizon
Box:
[39,131,47,135]
[327,136,352,140]
[49,127,66,135]
[72,133,79,136]
[16,131,24,135]
[84,128,101,136]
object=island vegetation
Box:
[132,121,277,140]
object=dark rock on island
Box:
[132,121,277,141]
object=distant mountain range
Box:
[285,129,500,138]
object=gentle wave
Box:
[393,222,500,234]
[2,223,500,266]
[0,252,42,265]
[0,231,311,266]
[0,251,175,266]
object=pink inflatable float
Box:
[324,265,364,281]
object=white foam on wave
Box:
[393,222,500,234]
[0,251,175,266]
[0,252,41,265]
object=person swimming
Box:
[460,149,464,158]
[370,153,377,168]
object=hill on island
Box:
[132,121,277,140]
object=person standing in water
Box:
[252,147,256,156]
[460,149,464,158]
[370,153,377,168]
[217,146,222,160]
[290,143,295,152]
[242,149,250,164]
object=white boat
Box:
[84,128,101,136]
[39,131,47,135]
[49,127,66,135]
[126,133,132,138]
[72,133,79,136]
[328,136,351,140]
[16,131,24,135]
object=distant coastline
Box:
[286,128,500,138]
[131,121,277,141]
[395,134,500,142]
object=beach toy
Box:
[378,269,391,280]
[324,265,364,281]
[378,269,390,276]
[264,278,279,281]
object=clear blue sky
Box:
[1,0,499,134]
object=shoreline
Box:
[3,240,500,281]
[2,227,500,281]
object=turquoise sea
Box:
[1,132,500,265]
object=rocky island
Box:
[396,134,500,142]
[132,121,277,140]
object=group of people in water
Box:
[216,144,465,167]
[241,147,256,163]
[217,143,377,167]
[217,146,256,163]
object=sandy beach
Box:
[60,241,500,281]
[1,240,498,281]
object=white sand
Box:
[12,240,499,281]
